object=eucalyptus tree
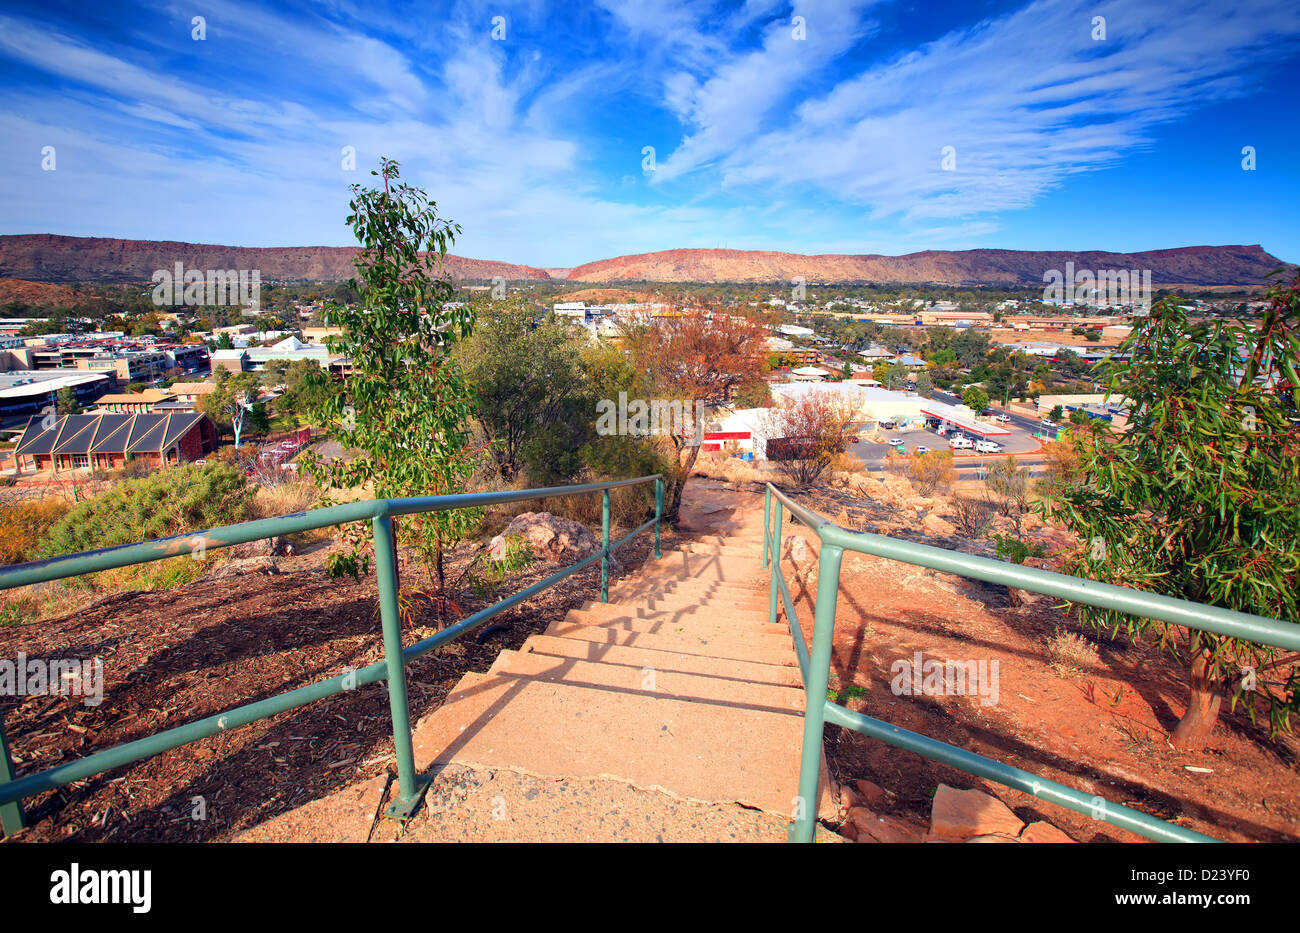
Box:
[1040,276,1300,748]
[307,158,478,615]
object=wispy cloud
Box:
[0,0,1296,263]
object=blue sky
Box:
[0,0,1297,266]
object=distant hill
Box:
[1,235,1291,289]
[565,245,1293,287]
[0,234,552,284]
[0,277,82,306]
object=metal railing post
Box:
[654,477,663,559]
[601,489,611,602]
[0,713,26,836]
[762,485,771,568]
[769,498,783,626]
[372,514,426,820]
[791,541,843,843]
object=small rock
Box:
[929,784,1025,841]
[847,807,924,844]
[853,779,887,808]
[1020,821,1075,843]
[786,536,808,562]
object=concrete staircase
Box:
[237,495,836,842]
[408,535,834,822]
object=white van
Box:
[948,435,974,450]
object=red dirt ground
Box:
[0,520,675,842]
[777,483,1300,843]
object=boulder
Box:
[490,512,602,565]
[929,784,1025,841]
[921,514,956,538]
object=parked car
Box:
[915,445,930,454]
[949,436,974,450]
[887,438,903,446]
[974,440,1002,453]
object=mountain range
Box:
[0,235,1291,288]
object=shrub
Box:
[949,494,995,538]
[41,462,254,557]
[992,534,1048,564]
[906,449,955,496]
[0,499,70,566]
[1046,629,1101,677]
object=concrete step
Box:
[606,580,769,605]
[519,634,801,686]
[604,590,773,617]
[561,606,782,638]
[410,669,835,818]
[487,649,807,711]
[541,620,795,665]
[640,551,764,581]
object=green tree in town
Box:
[914,370,934,398]
[1040,278,1300,748]
[307,158,478,614]
[200,370,261,447]
[458,300,591,483]
[55,387,82,416]
[961,386,989,412]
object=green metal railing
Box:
[762,482,1300,844]
[0,474,665,834]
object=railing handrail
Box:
[0,474,662,593]
[765,482,1300,652]
[0,472,666,833]
[762,481,1297,844]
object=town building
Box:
[0,370,114,429]
[11,412,217,474]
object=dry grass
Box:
[689,452,765,486]
[251,480,321,519]
[1046,628,1101,677]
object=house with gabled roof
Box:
[10,412,217,474]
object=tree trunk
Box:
[665,444,703,522]
[1169,642,1223,750]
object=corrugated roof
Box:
[14,413,211,460]
[124,414,167,452]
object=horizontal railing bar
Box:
[0,658,390,807]
[0,475,662,592]
[766,484,1299,652]
[822,700,1218,843]
[0,475,663,812]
